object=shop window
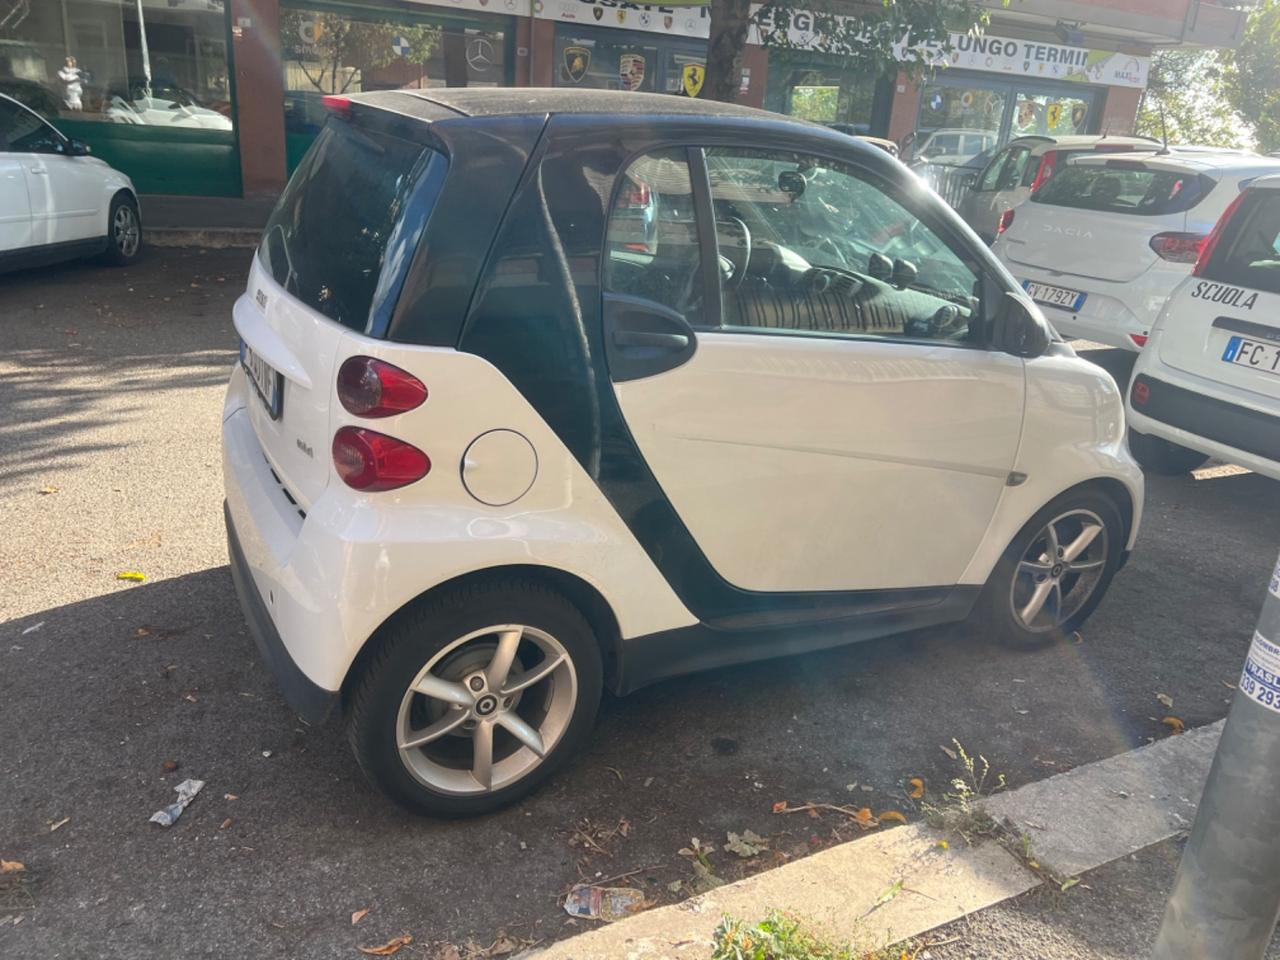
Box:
[552,25,704,96]
[282,2,511,171]
[0,0,236,195]
[765,59,881,132]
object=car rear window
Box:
[1202,190,1280,295]
[258,117,442,332]
[1031,161,1214,216]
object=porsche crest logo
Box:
[563,46,591,84]
[681,62,705,98]
[619,53,646,92]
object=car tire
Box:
[345,579,603,817]
[1127,430,1210,476]
[972,485,1126,650]
[102,194,142,266]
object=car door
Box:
[7,101,103,245]
[603,145,1026,595]
[0,100,34,252]
[964,145,1015,240]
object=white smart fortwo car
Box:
[222,90,1143,816]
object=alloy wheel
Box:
[114,204,140,258]
[395,624,577,795]
[1009,508,1109,633]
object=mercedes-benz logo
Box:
[467,37,495,73]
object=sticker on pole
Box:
[1240,631,1280,713]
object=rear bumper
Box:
[226,501,337,724]
[999,258,1181,352]
[1127,373,1280,479]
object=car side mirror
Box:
[990,291,1052,358]
[68,138,91,156]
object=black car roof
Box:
[385,87,804,125]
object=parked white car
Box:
[223,90,1142,815]
[0,93,141,270]
[1126,175,1280,478]
[907,128,996,167]
[993,151,1280,351]
[961,134,1158,243]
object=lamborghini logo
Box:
[564,45,591,84]
[682,62,705,98]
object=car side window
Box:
[977,148,1011,192]
[997,146,1032,190]
[604,149,705,326]
[704,147,983,345]
[0,100,64,154]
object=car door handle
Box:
[612,329,690,350]
[28,167,48,174]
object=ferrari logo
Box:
[682,62,705,98]
[1046,102,1063,128]
[563,46,591,84]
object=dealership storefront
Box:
[0,0,1155,202]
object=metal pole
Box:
[1153,550,1280,959]
[135,0,152,96]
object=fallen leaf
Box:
[1061,877,1080,892]
[183,692,198,703]
[39,485,59,495]
[116,571,146,582]
[940,744,958,761]
[1162,716,1185,735]
[358,934,413,956]
[49,817,70,832]
[854,807,878,828]
[0,860,24,873]
[908,777,925,799]
[21,622,44,635]
[351,908,370,925]
[1156,693,1174,709]
[487,933,519,955]
[162,759,179,772]
[936,840,950,850]
[1223,680,1237,690]
[878,810,908,825]
[806,807,820,819]
[771,801,788,814]
[220,818,233,830]
[134,628,152,638]
[723,830,768,858]
[224,793,239,801]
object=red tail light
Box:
[332,427,430,492]
[997,208,1016,235]
[1149,232,1207,263]
[337,356,427,418]
[1029,151,1059,193]
[1193,189,1250,277]
[1129,333,1149,348]
[1132,380,1150,406]
[321,95,352,118]
[616,179,651,209]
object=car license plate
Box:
[1222,335,1280,377]
[240,339,283,419]
[1022,280,1086,312]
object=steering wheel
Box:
[716,217,752,290]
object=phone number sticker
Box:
[1240,631,1280,713]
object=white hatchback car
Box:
[0,93,142,271]
[1127,175,1280,478]
[993,152,1280,351]
[223,90,1143,815]
[961,134,1158,243]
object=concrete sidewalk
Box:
[530,723,1224,958]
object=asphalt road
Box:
[3,249,1278,959]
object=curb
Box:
[524,721,1223,958]
[146,228,261,249]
